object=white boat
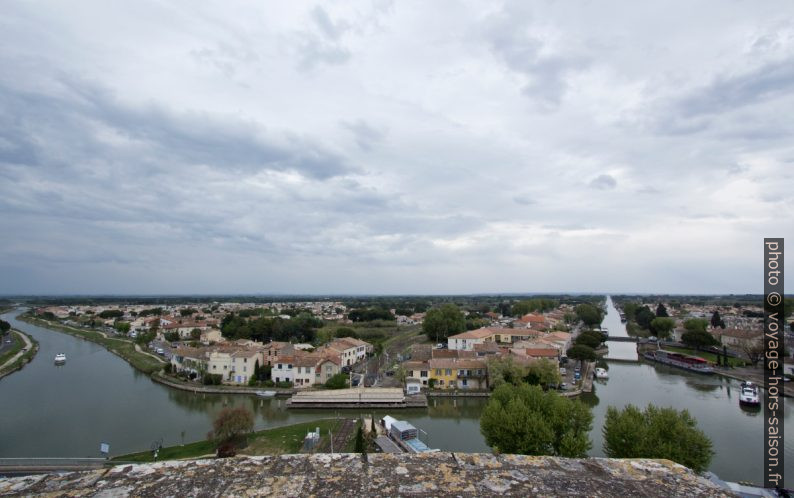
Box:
[594,367,609,379]
[256,390,276,398]
[54,353,66,364]
[739,381,760,407]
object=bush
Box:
[276,381,293,388]
[208,406,254,451]
[202,373,223,385]
[325,373,349,389]
[603,404,713,472]
[263,380,275,387]
[164,363,173,374]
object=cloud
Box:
[589,174,617,190]
[0,0,792,294]
[341,119,385,151]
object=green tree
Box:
[683,318,709,333]
[325,373,349,389]
[99,309,123,319]
[603,404,713,472]
[566,345,597,362]
[422,304,466,343]
[649,317,675,340]
[190,328,202,340]
[164,331,180,342]
[354,424,365,453]
[635,306,655,330]
[480,384,592,457]
[207,407,254,447]
[335,327,357,339]
[574,330,603,349]
[486,356,526,389]
[655,303,669,317]
[710,311,722,329]
[681,330,719,349]
[0,319,11,335]
[574,304,603,328]
[523,359,561,388]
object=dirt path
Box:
[0,330,32,372]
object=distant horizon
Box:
[0,291,769,299]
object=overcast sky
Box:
[1,1,792,295]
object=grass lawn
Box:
[20,316,165,374]
[113,419,349,462]
[0,331,24,366]
[663,346,747,367]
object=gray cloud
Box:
[0,0,792,294]
[589,174,617,190]
[341,119,385,151]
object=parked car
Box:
[559,368,566,375]
[156,348,165,355]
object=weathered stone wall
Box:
[0,453,734,497]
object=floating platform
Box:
[286,388,427,409]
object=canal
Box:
[0,307,791,486]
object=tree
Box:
[0,320,10,335]
[566,345,597,362]
[325,373,349,389]
[486,356,526,389]
[655,303,669,318]
[180,308,197,317]
[574,331,603,349]
[190,328,202,340]
[99,309,123,319]
[635,306,655,330]
[710,311,723,329]
[649,317,675,340]
[681,330,718,350]
[603,404,713,472]
[335,327,357,339]
[480,383,592,457]
[354,424,365,453]
[164,331,180,342]
[207,407,254,452]
[684,318,709,333]
[523,359,561,388]
[422,304,466,343]
[574,304,603,328]
[736,337,764,367]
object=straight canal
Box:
[0,306,791,486]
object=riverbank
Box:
[635,343,794,397]
[0,330,38,380]
[18,315,165,375]
[151,372,296,396]
[112,419,357,462]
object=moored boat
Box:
[643,349,713,374]
[739,381,760,407]
[255,390,276,398]
[594,367,609,379]
[54,353,66,364]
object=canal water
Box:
[0,307,791,486]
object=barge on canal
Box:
[643,349,714,374]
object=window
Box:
[439,380,444,385]
[243,366,246,372]
[244,358,247,363]
[420,370,428,377]
[435,369,442,376]
[212,365,216,370]
[278,364,282,369]
[445,369,452,376]
[223,365,227,370]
